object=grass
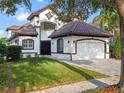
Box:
[84,89,101,93]
[0,57,107,92]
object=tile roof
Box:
[18,25,38,36]
[28,4,52,20]
[49,21,113,38]
[8,23,38,41]
[6,25,20,31]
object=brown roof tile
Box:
[49,21,113,38]
[8,23,38,41]
[18,25,38,36]
[6,25,20,31]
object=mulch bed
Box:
[100,85,120,93]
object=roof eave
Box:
[49,34,113,39]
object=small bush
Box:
[7,45,22,61]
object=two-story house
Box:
[6,5,113,60]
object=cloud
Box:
[0,30,7,37]
[16,11,29,21]
[38,0,44,2]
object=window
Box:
[57,39,63,53]
[11,32,16,35]
[22,39,34,50]
[41,22,56,30]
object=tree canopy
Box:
[0,0,31,15]
[93,10,119,30]
[51,0,116,22]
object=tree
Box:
[93,10,121,59]
[93,10,119,31]
[0,38,8,45]
[50,0,100,22]
[0,0,31,15]
[52,0,124,92]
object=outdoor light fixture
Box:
[73,41,75,43]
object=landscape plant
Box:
[7,45,22,61]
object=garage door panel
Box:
[77,40,105,60]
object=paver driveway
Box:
[61,59,121,77]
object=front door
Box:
[40,41,51,55]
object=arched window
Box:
[57,39,63,53]
[22,39,34,50]
[41,22,56,30]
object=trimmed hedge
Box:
[7,45,22,61]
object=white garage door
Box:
[77,40,105,60]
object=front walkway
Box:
[30,77,119,93]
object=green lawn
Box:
[0,57,107,92]
[84,89,102,93]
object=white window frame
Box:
[22,39,34,50]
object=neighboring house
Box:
[6,5,113,60]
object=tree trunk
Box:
[115,0,124,92]
[119,15,124,93]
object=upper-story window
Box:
[41,22,56,30]
[11,32,16,35]
[22,39,34,50]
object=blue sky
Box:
[0,0,100,38]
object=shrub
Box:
[0,44,7,62]
[7,45,22,61]
[0,44,7,57]
[111,36,121,59]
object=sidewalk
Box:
[30,76,119,93]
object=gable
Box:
[28,4,57,21]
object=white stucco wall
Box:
[51,37,72,53]
[51,36,110,60]
[8,30,12,38]
[18,36,38,58]
[7,30,18,39]
[31,9,64,41]
[51,37,72,60]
